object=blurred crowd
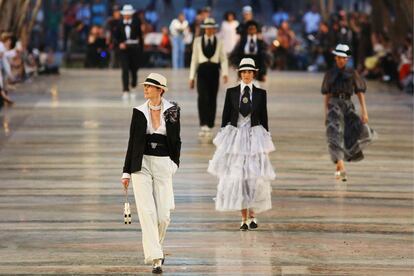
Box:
[0,31,61,106]
[0,0,412,106]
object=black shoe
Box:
[240,222,249,231]
[152,266,163,274]
[248,218,258,229]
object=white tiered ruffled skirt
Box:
[208,115,275,213]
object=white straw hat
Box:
[238,58,258,71]
[141,73,168,92]
[200,18,219,29]
[120,4,135,15]
[332,44,352,57]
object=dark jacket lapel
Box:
[231,85,241,113]
[252,85,260,112]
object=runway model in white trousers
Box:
[131,155,176,264]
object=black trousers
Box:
[120,45,141,92]
[196,62,220,127]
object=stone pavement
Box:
[0,69,412,275]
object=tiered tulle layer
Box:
[208,125,276,213]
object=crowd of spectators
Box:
[0,31,61,107]
[0,0,412,108]
[60,1,413,92]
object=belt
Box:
[331,93,351,100]
[144,134,169,156]
[125,39,139,45]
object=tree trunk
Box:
[0,0,44,46]
[27,0,43,41]
[16,0,31,37]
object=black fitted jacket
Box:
[114,17,144,51]
[221,85,269,131]
[229,37,268,81]
[123,101,181,175]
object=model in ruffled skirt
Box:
[208,58,275,230]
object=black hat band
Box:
[239,64,257,70]
[145,78,166,87]
[335,49,352,55]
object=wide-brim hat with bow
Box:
[200,17,218,29]
[141,73,168,92]
[120,4,135,15]
[332,44,352,57]
[238,58,259,71]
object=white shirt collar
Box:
[240,82,253,100]
[204,34,214,43]
[247,35,257,42]
[136,98,174,120]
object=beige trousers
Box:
[131,155,177,264]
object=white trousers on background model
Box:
[131,155,177,264]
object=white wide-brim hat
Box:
[121,4,135,15]
[201,17,218,29]
[238,58,258,71]
[332,43,352,57]
[141,73,168,92]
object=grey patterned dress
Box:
[321,66,377,163]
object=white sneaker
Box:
[205,127,213,136]
[204,128,213,138]
[198,126,209,137]
[130,92,136,101]
[122,92,129,101]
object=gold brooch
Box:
[242,97,249,103]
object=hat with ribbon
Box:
[120,4,135,15]
[332,44,352,57]
[141,73,168,92]
[201,17,219,29]
[238,58,259,71]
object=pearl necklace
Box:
[149,102,162,111]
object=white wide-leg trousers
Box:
[131,155,177,264]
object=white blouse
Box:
[146,102,167,135]
[219,20,239,54]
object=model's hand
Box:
[119,43,126,50]
[121,178,129,190]
[361,112,369,124]
[189,79,195,89]
[223,75,228,84]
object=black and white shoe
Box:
[335,171,347,182]
[152,266,162,274]
[240,221,249,231]
[152,259,163,274]
[248,218,258,230]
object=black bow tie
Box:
[239,86,252,117]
